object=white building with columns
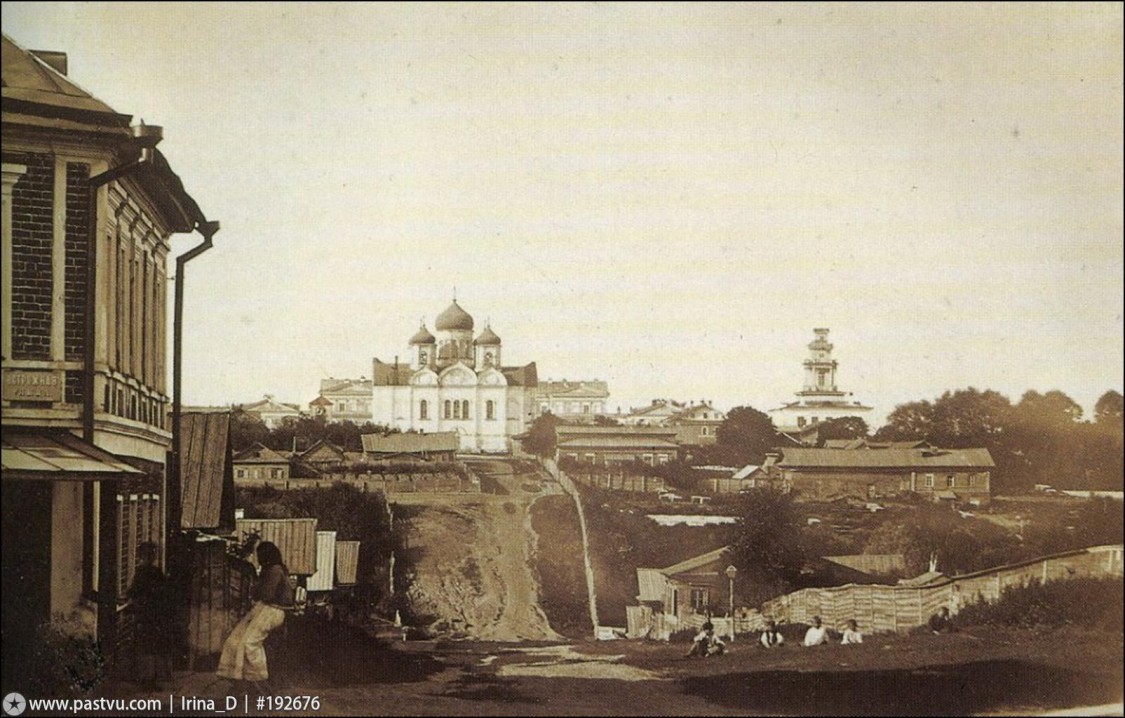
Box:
[371,300,538,452]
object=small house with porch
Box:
[631,546,733,639]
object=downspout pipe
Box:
[168,219,219,548]
[82,123,164,442]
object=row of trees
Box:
[875,389,1123,492]
[702,388,1122,493]
[229,412,395,453]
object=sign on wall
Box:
[2,369,64,402]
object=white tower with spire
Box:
[768,328,873,441]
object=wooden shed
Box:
[179,412,235,531]
[307,531,338,592]
[235,517,319,575]
[335,541,361,586]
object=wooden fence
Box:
[570,472,666,493]
[186,538,256,666]
[760,544,1124,634]
[235,471,477,494]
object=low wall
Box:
[760,545,1124,634]
[569,472,666,493]
[234,471,479,494]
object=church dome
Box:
[434,300,474,331]
[408,324,435,345]
[474,325,501,345]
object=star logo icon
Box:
[2,693,26,717]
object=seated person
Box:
[759,619,785,648]
[685,622,726,658]
[929,606,955,634]
[840,619,863,644]
[803,615,829,646]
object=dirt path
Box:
[401,459,564,641]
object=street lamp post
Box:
[725,565,737,642]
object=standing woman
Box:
[217,541,292,690]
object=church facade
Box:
[371,301,538,452]
[768,328,873,438]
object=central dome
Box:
[434,300,474,331]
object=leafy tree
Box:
[864,505,1027,575]
[1016,390,1083,427]
[1095,390,1123,427]
[712,405,780,466]
[726,488,805,603]
[816,416,870,445]
[230,410,269,451]
[524,412,562,458]
[873,400,933,442]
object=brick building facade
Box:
[2,33,211,676]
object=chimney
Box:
[31,50,68,75]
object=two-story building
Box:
[2,33,212,675]
[312,377,373,424]
[536,379,610,422]
[556,425,681,467]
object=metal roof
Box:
[636,568,667,602]
[778,447,995,469]
[180,412,234,530]
[2,34,128,124]
[361,432,459,454]
[232,443,291,464]
[307,531,338,592]
[335,541,360,585]
[1,431,143,481]
[557,436,681,450]
[660,546,732,577]
[3,34,207,233]
[236,518,319,575]
[823,554,906,576]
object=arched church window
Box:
[484,351,493,367]
[486,400,495,420]
[420,400,429,420]
[444,400,451,419]
[454,401,462,419]
[462,400,470,419]
[419,350,428,366]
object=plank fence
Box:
[760,544,1124,634]
[570,472,666,493]
[235,471,477,494]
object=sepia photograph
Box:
[1,3,1122,716]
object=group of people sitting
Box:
[688,605,959,658]
[686,615,865,658]
[760,616,864,648]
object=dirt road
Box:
[399,459,564,642]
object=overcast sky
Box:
[3,3,1122,425]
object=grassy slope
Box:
[529,494,592,639]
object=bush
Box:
[955,577,1123,630]
[17,620,107,698]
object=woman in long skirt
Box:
[217,541,292,689]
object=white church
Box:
[370,300,539,452]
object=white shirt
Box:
[803,625,829,646]
[841,628,863,644]
[760,630,785,648]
